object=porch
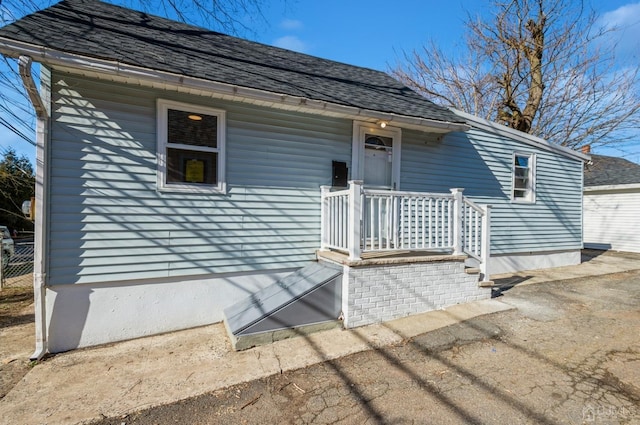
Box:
[320,181,492,282]
[223,182,493,350]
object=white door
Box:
[352,122,401,190]
[352,123,402,248]
[363,134,393,189]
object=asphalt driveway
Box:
[1,250,639,425]
[90,268,640,424]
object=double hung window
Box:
[157,99,226,193]
[512,153,535,202]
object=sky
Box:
[256,0,640,162]
[260,1,640,69]
[1,0,640,164]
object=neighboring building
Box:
[583,152,640,253]
[0,0,588,355]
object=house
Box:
[0,0,588,355]
[583,152,640,253]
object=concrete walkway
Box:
[1,250,639,425]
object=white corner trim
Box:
[0,38,470,133]
[449,108,589,162]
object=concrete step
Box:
[465,267,481,275]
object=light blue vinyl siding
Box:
[48,72,351,284]
[401,128,583,255]
[47,71,582,285]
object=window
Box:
[157,99,226,192]
[512,153,535,202]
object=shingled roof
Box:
[0,0,465,126]
[584,154,640,187]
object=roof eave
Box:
[450,108,590,162]
[584,183,640,192]
[0,37,470,133]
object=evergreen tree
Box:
[0,147,34,232]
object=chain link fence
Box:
[1,236,34,289]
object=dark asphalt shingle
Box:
[584,154,640,186]
[0,0,465,125]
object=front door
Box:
[352,122,402,248]
[364,134,393,189]
[352,122,401,190]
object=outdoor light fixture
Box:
[377,120,387,128]
[188,114,203,121]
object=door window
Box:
[364,135,393,188]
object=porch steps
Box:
[465,266,494,287]
[223,262,343,351]
[465,267,481,275]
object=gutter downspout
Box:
[18,55,50,360]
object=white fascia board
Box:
[584,183,640,192]
[450,108,589,162]
[0,38,470,134]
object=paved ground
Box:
[1,250,639,424]
[91,268,640,425]
[0,284,34,399]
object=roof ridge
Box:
[0,0,466,124]
[57,0,401,80]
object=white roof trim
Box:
[584,183,640,192]
[450,108,589,162]
[0,38,470,134]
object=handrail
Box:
[364,189,454,199]
[323,188,350,198]
[461,196,491,281]
[463,197,485,214]
[321,182,491,281]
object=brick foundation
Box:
[318,252,490,329]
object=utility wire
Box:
[0,115,34,146]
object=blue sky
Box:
[256,0,640,161]
[2,0,640,164]
[259,1,640,72]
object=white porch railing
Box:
[320,181,492,281]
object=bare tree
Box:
[0,0,279,150]
[393,0,640,150]
[119,0,270,35]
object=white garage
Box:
[583,154,640,253]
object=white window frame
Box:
[157,99,226,193]
[511,152,536,203]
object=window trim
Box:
[157,99,226,193]
[511,152,536,203]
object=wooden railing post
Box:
[450,188,464,255]
[348,180,363,260]
[320,185,331,251]
[480,205,492,281]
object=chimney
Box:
[581,145,591,154]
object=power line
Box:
[0,115,35,146]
